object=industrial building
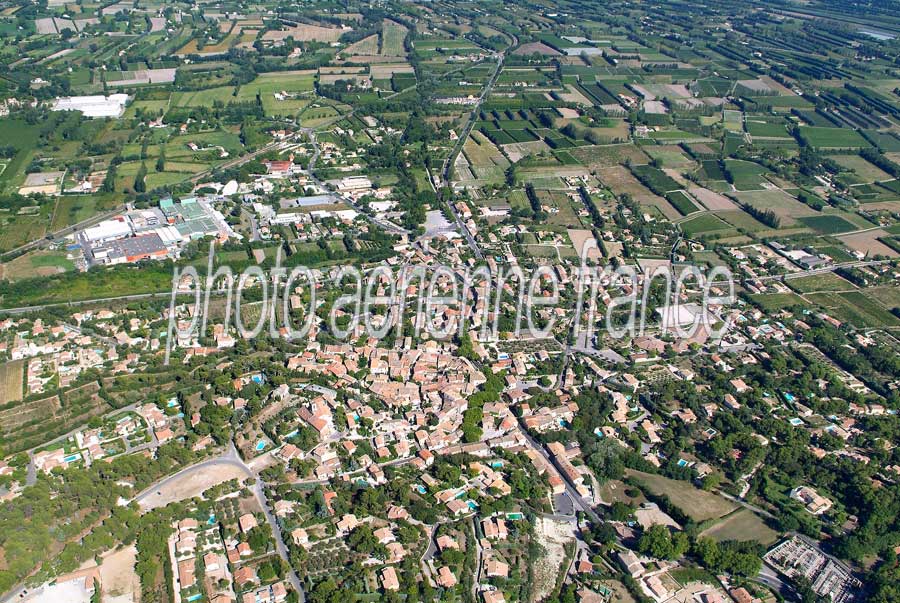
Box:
[51,94,129,118]
[83,218,133,245]
[93,233,169,265]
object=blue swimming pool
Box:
[186,594,202,602]
[251,374,263,384]
[466,500,478,510]
[255,440,266,451]
[63,454,80,463]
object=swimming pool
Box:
[255,440,266,451]
[466,500,478,510]
[186,594,202,602]
[63,454,80,463]
[507,512,523,520]
[251,374,264,384]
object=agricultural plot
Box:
[643,145,695,169]
[680,213,735,237]
[261,23,345,43]
[749,293,807,311]
[806,291,900,328]
[461,132,509,183]
[172,86,236,108]
[831,154,892,183]
[381,20,408,56]
[796,214,857,235]
[745,117,790,138]
[342,34,380,56]
[666,191,700,216]
[797,126,870,150]
[786,272,857,293]
[732,189,817,227]
[0,360,24,404]
[724,159,769,190]
[237,71,316,101]
[838,229,900,258]
[688,186,738,211]
[0,203,53,253]
[567,144,649,168]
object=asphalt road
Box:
[438,50,510,261]
[131,443,306,602]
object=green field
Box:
[749,292,807,310]
[626,469,737,522]
[786,272,856,293]
[2,250,75,281]
[699,509,779,545]
[797,126,870,150]
[806,291,900,328]
[681,213,734,237]
[797,215,857,234]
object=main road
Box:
[438,45,513,261]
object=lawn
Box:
[2,250,75,281]
[626,470,737,522]
[699,509,779,545]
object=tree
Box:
[134,162,147,193]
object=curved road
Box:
[132,443,306,602]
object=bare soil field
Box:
[138,464,248,511]
[99,545,140,603]
[838,229,900,258]
[513,42,561,56]
[688,186,738,210]
[0,359,24,404]
[262,24,346,42]
[567,229,602,260]
[532,518,575,602]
